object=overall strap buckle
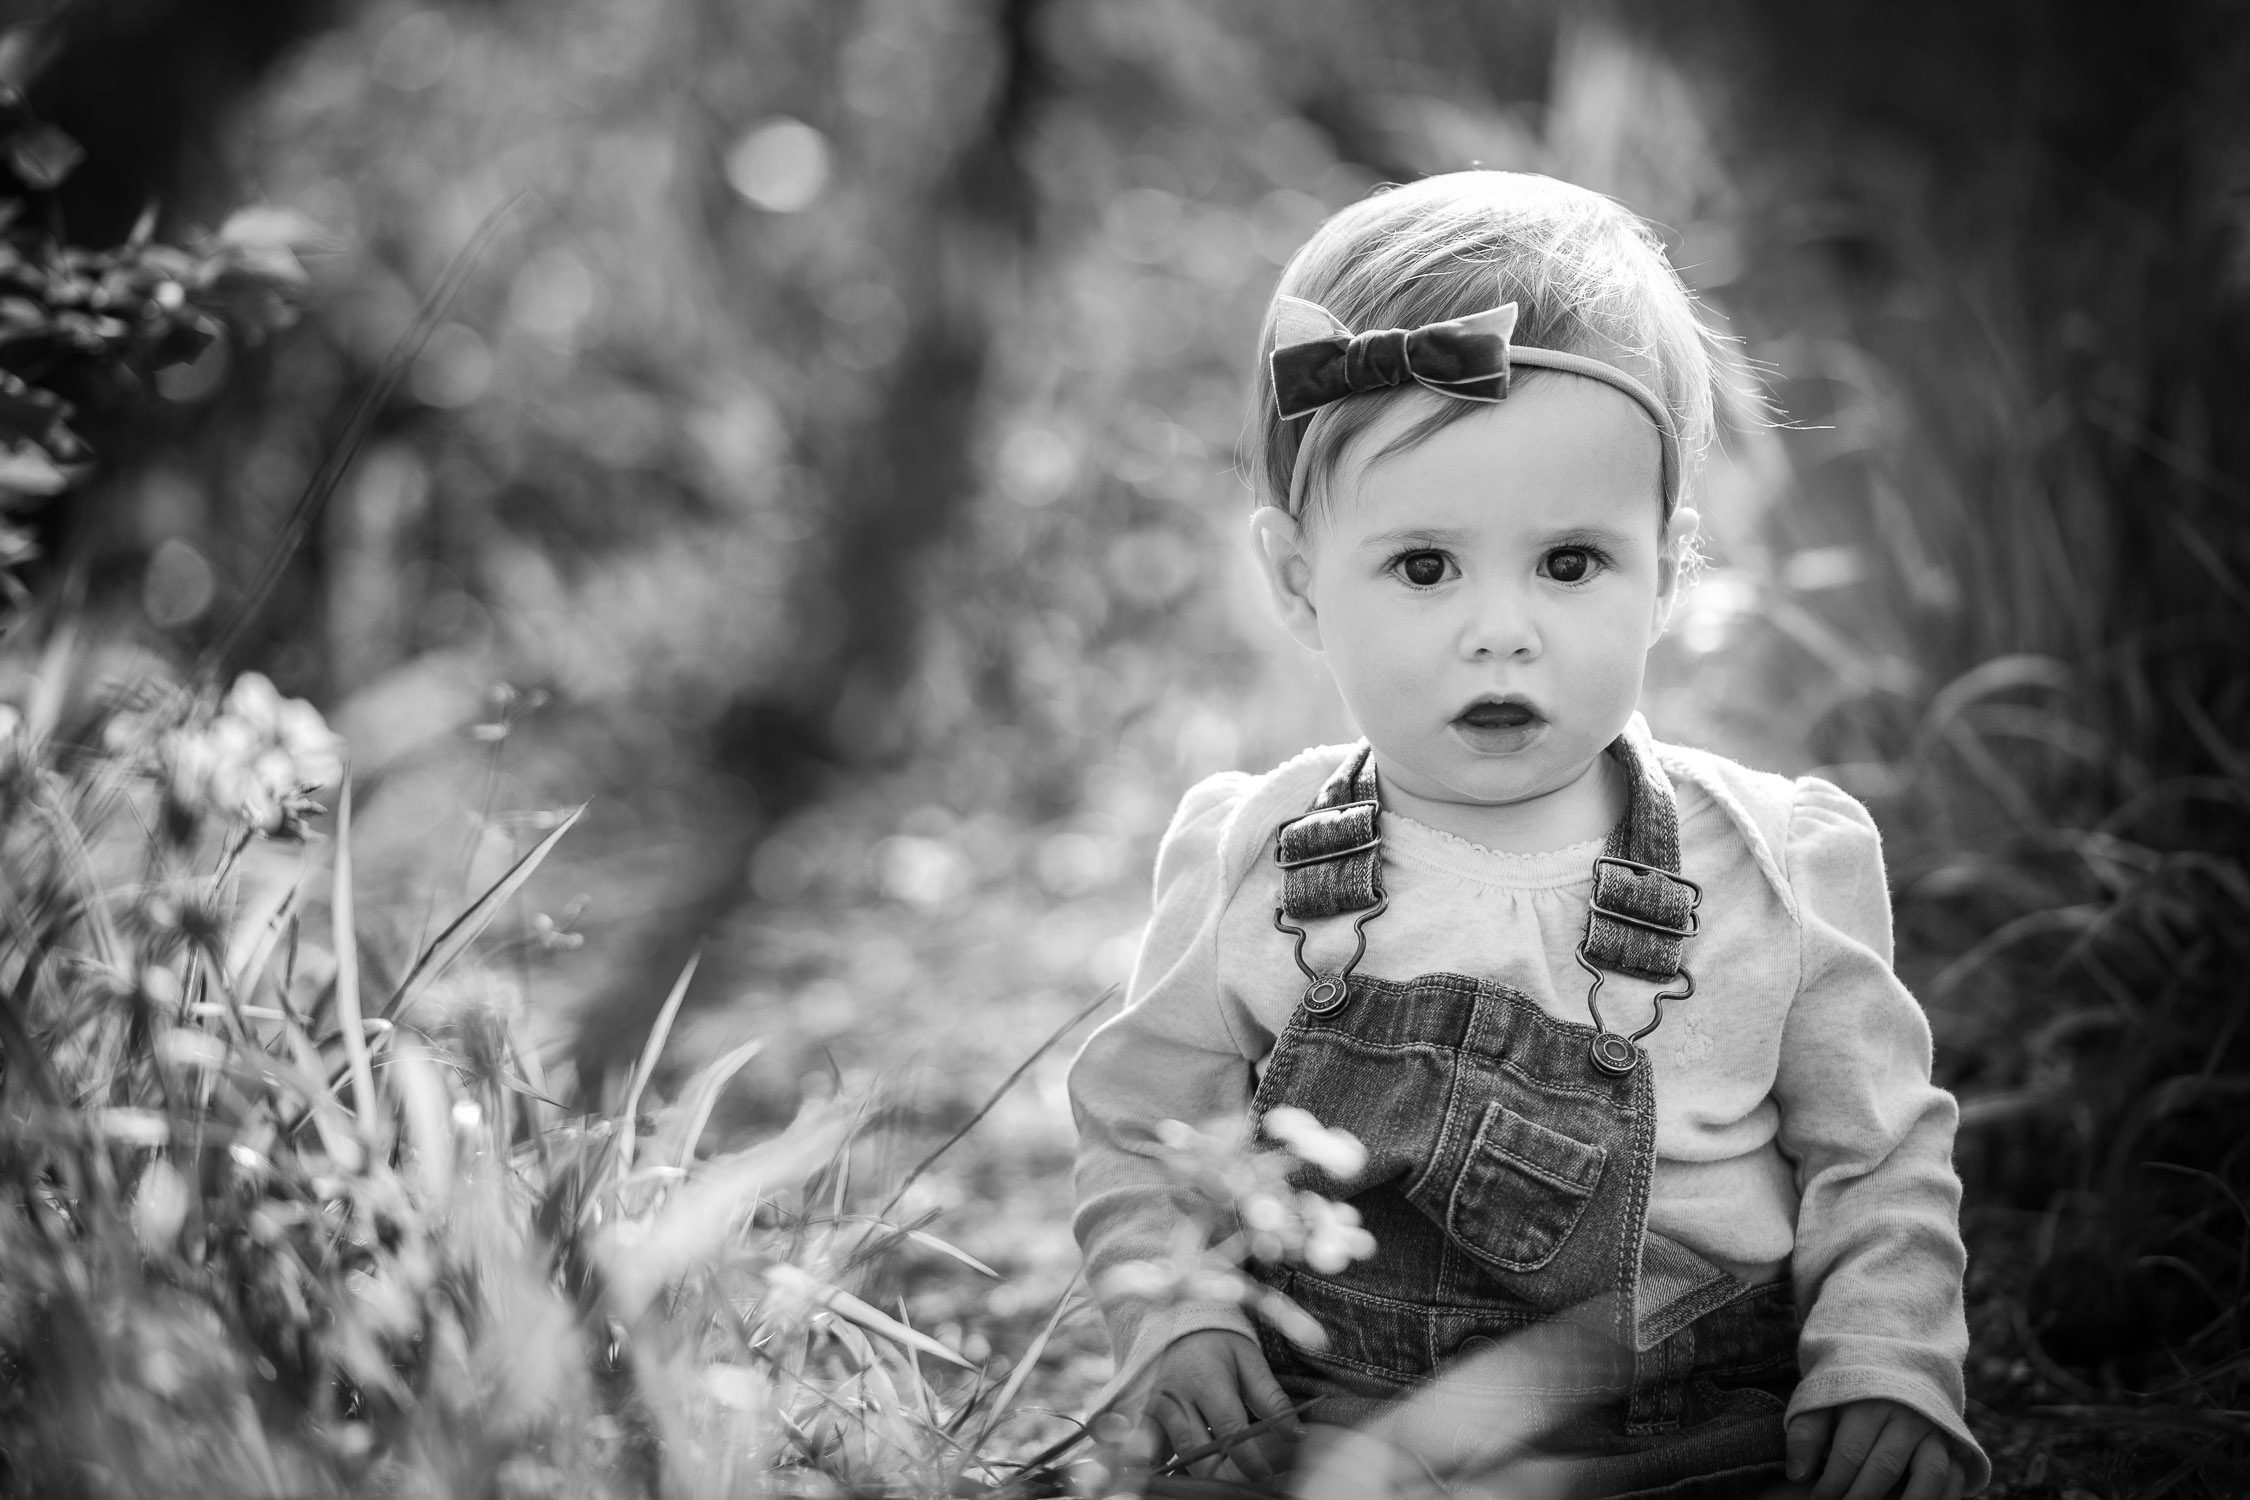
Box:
[1584,856,1703,975]
[1274,745,1385,921]
[1578,729,1701,1077]
[1273,744,1387,1015]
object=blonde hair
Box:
[1243,171,1731,524]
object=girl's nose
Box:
[1459,585,1541,660]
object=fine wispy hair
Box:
[1242,169,1744,525]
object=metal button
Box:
[1589,1032,1639,1076]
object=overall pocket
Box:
[1445,1101,1609,1274]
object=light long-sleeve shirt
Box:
[1070,730,1987,1489]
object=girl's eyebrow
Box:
[1355,522,1643,551]
[1357,525,1471,551]
[1545,523,1641,550]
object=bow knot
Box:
[1343,327,1412,395]
[1270,300,1517,422]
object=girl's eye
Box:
[1396,551,1452,587]
[1543,547,1599,584]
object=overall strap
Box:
[1582,723,1700,985]
[1275,743,1384,920]
[1578,722,1702,1077]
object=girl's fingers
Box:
[1148,1394,1210,1474]
[1195,1388,1269,1482]
[1809,1405,1883,1500]
[1784,1407,1836,1488]
[1220,1427,1280,1484]
[1234,1345,1301,1432]
[1836,1418,1921,1500]
[1944,1459,1967,1500]
[1895,1435,1953,1500]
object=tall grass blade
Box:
[899,1226,1000,1280]
[877,985,1116,1220]
[598,1107,854,1315]
[618,951,698,1175]
[666,1036,765,1170]
[975,1273,1081,1450]
[23,612,73,743]
[762,1262,973,1370]
[329,774,378,1134]
[227,871,306,1000]
[201,192,526,676]
[382,801,585,1018]
[0,944,62,1107]
[28,793,122,976]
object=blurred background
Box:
[6,0,2248,1489]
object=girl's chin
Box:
[1378,736,1617,812]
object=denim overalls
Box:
[1250,728,1796,1499]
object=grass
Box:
[0,668,997,1497]
[0,663,1378,1498]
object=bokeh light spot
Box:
[725,118,832,213]
[409,324,493,408]
[143,538,216,629]
[508,249,599,344]
[997,424,1075,507]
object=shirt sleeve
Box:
[1069,772,1263,1375]
[1775,776,1990,1492]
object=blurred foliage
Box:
[1602,2,2250,1491]
[0,74,306,624]
[0,670,1382,1496]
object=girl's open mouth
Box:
[1452,697,1544,752]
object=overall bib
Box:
[1250,728,1796,1499]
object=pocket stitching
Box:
[1484,1109,1607,1193]
[1446,1103,1607,1274]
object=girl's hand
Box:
[1137,1329,1301,1483]
[1785,1399,1966,1500]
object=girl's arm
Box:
[1069,772,1265,1376]
[1772,776,1991,1494]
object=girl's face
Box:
[1252,377,1696,845]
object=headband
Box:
[1268,294,1681,509]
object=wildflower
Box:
[1263,1105,1368,1180]
[131,1159,192,1255]
[1299,1195,1376,1274]
[530,910,585,951]
[161,672,342,839]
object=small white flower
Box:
[1239,1191,1290,1233]
[162,673,343,837]
[1300,1196,1377,1274]
[1263,1105,1368,1180]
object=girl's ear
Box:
[1249,506,1325,653]
[1650,506,1702,640]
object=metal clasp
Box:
[1577,947,1697,1076]
[1274,898,1387,1015]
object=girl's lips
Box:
[1456,698,1537,730]
[1451,698,1544,754]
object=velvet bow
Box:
[1269,298,1520,421]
